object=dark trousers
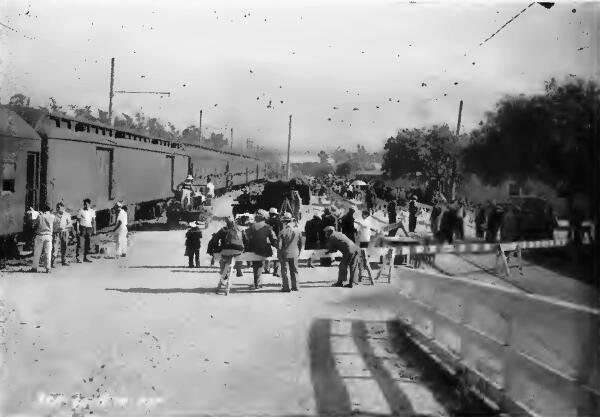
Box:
[263,259,279,274]
[336,251,360,285]
[252,261,264,287]
[52,231,68,266]
[187,249,200,267]
[76,227,93,259]
[408,215,417,232]
[388,213,397,224]
[456,218,464,240]
[475,225,485,238]
[280,258,299,291]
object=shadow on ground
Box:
[308,318,498,417]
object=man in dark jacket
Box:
[304,214,322,268]
[185,221,203,267]
[278,212,304,292]
[408,195,418,233]
[340,207,357,242]
[475,203,486,239]
[320,208,337,242]
[387,199,397,224]
[324,226,361,288]
[244,209,277,290]
[265,207,283,276]
[486,201,503,243]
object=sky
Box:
[0,0,596,155]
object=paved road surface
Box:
[1,233,492,417]
[1,192,493,417]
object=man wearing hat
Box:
[264,207,282,276]
[323,225,361,288]
[178,174,195,210]
[243,209,277,290]
[408,195,418,233]
[185,221,203,267]
[112,201,128,258]
[278,212,304,292]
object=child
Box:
[207,232,219,266]
[185,221,203,267]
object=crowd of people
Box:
[26,198,128,273]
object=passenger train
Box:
[0,105,270,241]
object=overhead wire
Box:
[479,2,535,46]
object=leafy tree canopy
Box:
[462,77,597,197]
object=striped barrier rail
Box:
[394,268,600,416]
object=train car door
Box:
[96,148,114,201]
[166,155,175,191]
[25,151,40,209]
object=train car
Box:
[2,106,190,234]
[1,105,269,258]
[184,142,266,190]
[0,106,43,237]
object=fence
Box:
[394,269,600,416]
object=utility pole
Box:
[450,99,464,200]
[108,57,115,123]
[456,100,463,136]
[108,57,170,125]
[230,128,233,150]
[198,110,203,145]
[286,114,292,180]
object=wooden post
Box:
[230,128,233,150]
[198,110,203,145]
[286,114,292,180]
[108,58,115,124]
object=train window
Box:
[52,118,60,128]
[1,161,16,194]
[75,122,86,132]
[101,128,106,136]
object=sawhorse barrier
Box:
[374,238,572,277]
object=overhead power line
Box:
[479,2,535,46]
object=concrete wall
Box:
[395,270,600,416]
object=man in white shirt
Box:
[76,198,96,263]
[112,201,128,258]
[52,202,72,267]
[206,176,215,200]
[354,209,377,281]
[29,204,55,273]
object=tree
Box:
[317,150,329,164]
[9,93,30,107]
[382,124,461,194]
[462,77,597,200]
[335,161,353,176]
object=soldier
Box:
[278,212,304,292]
[323,226,361,288]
